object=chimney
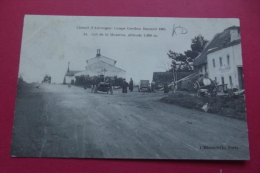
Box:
[97,49,101,57]
[230,27,240,42]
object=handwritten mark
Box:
[172,24,188,36]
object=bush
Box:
[161,93,246,121]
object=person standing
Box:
[91,77,94,93]
[106,78,113,94]
[129,78,134,92]
[125,80,128,93]
[122,79,125,93]
[91,77,97,93]
[122,79,128,93]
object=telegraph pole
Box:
[67,62,70,72]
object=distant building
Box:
[64,62,82,84]
[152,71,194,89]
[83,49,126,78]
[64,50,126,84]
[194,26,243,89]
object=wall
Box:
[64,76,75,84]
[195,64,208,76]
[87,56,116,66]
[207,43,242,89]
[233,43,243,66]
[85,61,125,78]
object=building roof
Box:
[207,39,241,54]
[153,72,194,84]
[65,70,83,77]
[194,26,240,66]
[86,60,126,72]
[86,55,117,65]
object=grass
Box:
[161,92,247,121]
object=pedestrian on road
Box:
[129,78,134,92]
[122,79,128,93]
[91,77,97,93]
[106,78,113,94]
[122,79,125,93]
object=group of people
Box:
[89,76,171,94]
[122,79,164,93]
[90,77,113,94]
[122,78,133,93]
[122,78,171,93]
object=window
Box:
[229,76,233,86]
[227,55,230,65]
[221,77,225,85]
[213,59,215,67]
[219,57,222,66]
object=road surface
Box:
[11,84,249,160]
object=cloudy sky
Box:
[19,15,239,83]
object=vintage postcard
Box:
[11,15,249,160]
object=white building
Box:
[82,49,126,78]
[64,62,82,84]
[194,26,244,90]
[207,41,243,89]
[64,50,126,84]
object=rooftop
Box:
[86,55,117,65]
[86,49,117,65]
[65,70,82,77]
[194,26,240,66]
[86,60,126,72]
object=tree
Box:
[167,50,192,72]
[157,59,172,71]
[168,34,209,71]
[166,34,208,92]
[184,34,209,61]
[191,34,208,53]
[184,50,199,61]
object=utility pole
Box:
[172,61,177,93]
[67,62,70,72]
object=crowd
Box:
[89,77,170,94]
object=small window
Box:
[213,59,215,67]
[227,55,230,65]
[219,57,222,66]
[229,76,233,86]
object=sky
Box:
[19,15,239,84]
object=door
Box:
[237,67,244,89]
[221,77,225,85]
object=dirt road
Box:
[11,84,249,159]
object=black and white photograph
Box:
[11,15,249,160]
